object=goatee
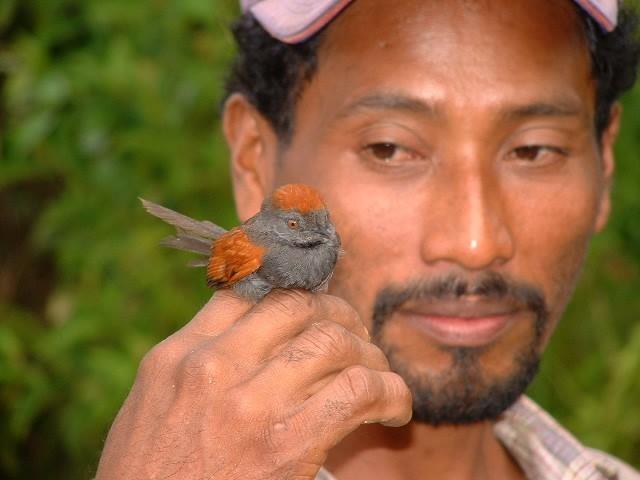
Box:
[371,271,548,426]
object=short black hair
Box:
[225,13,322,143]
[225,3,640,143]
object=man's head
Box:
[223,0,640,425]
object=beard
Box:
[371,271,549,426]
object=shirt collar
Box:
[494,396,620,480]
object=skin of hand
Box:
[95,289,412,479]
[141,183,342,301]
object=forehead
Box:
[322,0,587,53]
[295,0,594,126]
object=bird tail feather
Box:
[187,258,209,268]
[140,198,227,267]
[159,235,211,256]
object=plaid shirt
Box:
[317,396,639,480]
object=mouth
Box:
[397,298,522,348]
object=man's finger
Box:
[182,289,255,337]
[241,322,391,404]
[282,367,412,452]
[220,290,369,363]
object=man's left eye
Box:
[510,145,568,163]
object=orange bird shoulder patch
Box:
[206,227,266,288]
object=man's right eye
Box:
[362,142,420,164]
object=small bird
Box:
[141,184,342,301]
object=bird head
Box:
[255,184,340,250]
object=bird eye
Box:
[287,219,299,229]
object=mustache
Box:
[371,271,549,338]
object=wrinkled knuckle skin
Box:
[384,373,413,425]
[341,366,377,407]
[383,373,412,413]
[309,321,353,358]
[321,398,354,423]
[178,349,222,387]
[279,344,317,363]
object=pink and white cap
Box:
[240,0,619,44]
[574,0,618,31]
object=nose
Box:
[420,164,515,271]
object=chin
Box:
[377,317,542,426]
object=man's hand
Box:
[95,289,412,480]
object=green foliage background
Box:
[0,0,638,477]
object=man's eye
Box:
[368,143,398,160]
[511,145,568,163]
[362,142,419,163]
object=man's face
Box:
[254,0,613,423]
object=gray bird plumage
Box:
[140,193,342,301]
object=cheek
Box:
[509,175,600,334]
[327,185,413,324]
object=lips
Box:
[398,298,521,347]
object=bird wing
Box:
[207,227,266,288]
[140,198,228,260]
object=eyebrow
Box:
[334,92,583,123]
[336,93,442,120]
[499,101,583,121]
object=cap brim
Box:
[248,0,353,43]
[247,0,617,44]
[573,0,617,32]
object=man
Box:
[96,0,640,478]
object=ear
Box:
[593,103,620,233]
[223,93,280,221]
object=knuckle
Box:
[340,366,377,406]
[368,344,391,371]
[308,321,352,356]
[382,372,413,425]
[230,387,262,419]
[321,398,354,422]
[262,417,300,453]
[178,348,223,384]
[325,295,367,339]
[387,372,411,402]
[137,339,180,379]
[262,289,316,321]
[325,294,354,314]
[279,344,317,363]
[328,295,359,321]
